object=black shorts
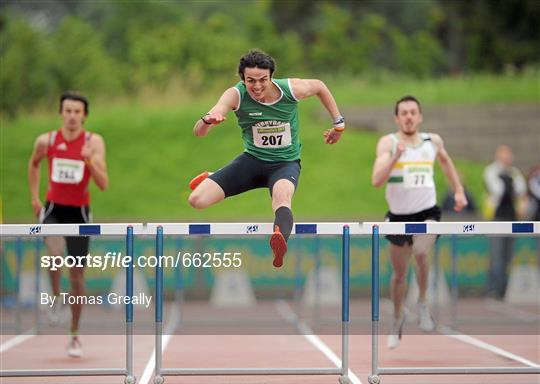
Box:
[40,201,91,258]
[209,152,301,197]
[385,206,441,247]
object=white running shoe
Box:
[387,312,407,349]
[67,337,83,358]
[418,302,435,332]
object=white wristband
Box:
[332,116,345,125]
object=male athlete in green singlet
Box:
[188,50,345,268]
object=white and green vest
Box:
[234,78,300,162]
[386,132,438,214]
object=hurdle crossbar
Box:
[151,222,353,384]
[363,221,539,235]
[367,221,540,384]
[0,223,146,237]
[146,222,362,235]
[0,223,139,384]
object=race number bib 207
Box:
[403,164,434,189]
[252,122,292,148]
[51,158,85,184]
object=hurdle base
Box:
[161,367,341,376]
[378,366,540,375]
[0,368,127,377]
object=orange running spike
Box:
[270,226,288,268]
[189,171,210,190]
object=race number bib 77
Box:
[403,164,434,189]
[252,122,292,148]
[51,158,85,184]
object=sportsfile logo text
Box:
[41,251,242,270]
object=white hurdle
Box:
[0,223,144,384]
[147,222,361,384]
[2,221,538,384]
[364,221,540,384]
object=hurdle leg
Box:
[433,239,440,321]
[34,238,42,333]
[450,235,458,328]
[314,237,322,326]
[154,226,165,384]
[368,225,381,384]
[339,225,351,384]
[15,238,23,335]
[125,226,136,384]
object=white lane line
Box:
[275,300,363,384]
[0,329,35,353]
[138,306,180,384]
[382,297,540,368]
[438,325,540,368]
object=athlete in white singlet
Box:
[371,95,467,349]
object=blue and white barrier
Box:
[1,221,538,384]
[150,222,353,384]
[0,223,139,384]
[366,221,540,384]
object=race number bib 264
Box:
[51,158,85,184]
[252,122,292,148]
[403,164,434,189]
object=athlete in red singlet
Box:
[28,91,109,357]
[45,128,93,206]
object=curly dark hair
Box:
[238,50,276,80]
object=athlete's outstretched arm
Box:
[28,134,49,216]
[371,135,405,188]
[432,134,467,211]
[290,78,344,144]
[82,134,109,191]
[193,88,239,137]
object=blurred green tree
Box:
[0,17,55,115]
[1,0,538,115]
[50,17,123,94]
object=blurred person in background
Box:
[372,95,467,349]
[28,91,109,357]
[526,164,540,267]
[483,145,526,299]
[526,164,540,221]
[188,49,345,268]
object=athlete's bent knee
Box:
[392,272,407,285]
[415,253,429,269]
[188,192,208,210]
[272,191,293,209]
